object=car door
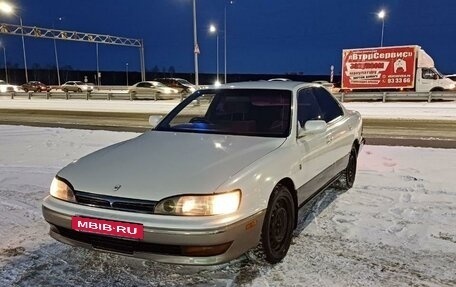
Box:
[68,82,75,91]
[294,88,334,204]
[140,82,154,94]
[417,68,438,92]
[312,87,352,167]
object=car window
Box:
[137,82,149,88]
[157,89,292,137]
[312,87,343,123]
[297,88,323,127]
[422,68,437,80]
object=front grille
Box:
[74,191,157,214]
[55,226,182,256]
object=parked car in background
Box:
[153,78,196,94]
[0,80,20,92]
[128,81,179,99]
[42,81,364,265]
[61,81,93,93]
[22,81,51,92]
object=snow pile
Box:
[0,125,455,286]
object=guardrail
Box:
[334,91,456,102]
[3,90,188,101]
[1,90,455,102]
[48,85,128,91]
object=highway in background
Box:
[1,109,456,148]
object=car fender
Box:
[215,143,300,219]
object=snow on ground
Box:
[1,98,456,120]
[0,125,455,286]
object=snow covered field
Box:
[0,125,455,286]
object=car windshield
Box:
[75,81,84,85]
[156,89,292,137]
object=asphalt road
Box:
[1,109,456,148]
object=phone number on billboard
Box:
[387,78,411,84]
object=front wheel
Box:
[260,184,295,264]
[336,145,358,190]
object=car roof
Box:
[212,81,313,90]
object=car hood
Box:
[58,131,285,201]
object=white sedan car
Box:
[0,80,20,92]
[128,81,179,100]
[42,81,364,265]
[61,81,93,93]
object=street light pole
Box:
[0,3,28,82]
[192,0,199,86]
[224,5,227,84]
[19,16,27,82]
[1,45,7,82]
[378,10,386,47]
[126,62,129,87]
[224,1,233,84]
[216,33,219,84]
[209,24,219,85]
[96,43,100,86]
[53,17,62,86]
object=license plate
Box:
[71,216,144,240]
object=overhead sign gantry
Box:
[0,22,146,81]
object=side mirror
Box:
[149,115,163,128]
[298,120,327,137]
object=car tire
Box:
[77,88,82,93]
[260,184,295,264]
[24,88,28,92]
[335,145,358,191]
[63,88,68,93]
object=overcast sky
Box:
[0,0,455,75]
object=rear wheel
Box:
[77,88,82,93]
[63,88,68,93]
[260,184,295,264]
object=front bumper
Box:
[42,197,265,265]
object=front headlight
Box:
[155,190,241,216]
[50,177,76,202]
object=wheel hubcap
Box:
[269,198,290,253]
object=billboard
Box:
[342,46,417,90]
